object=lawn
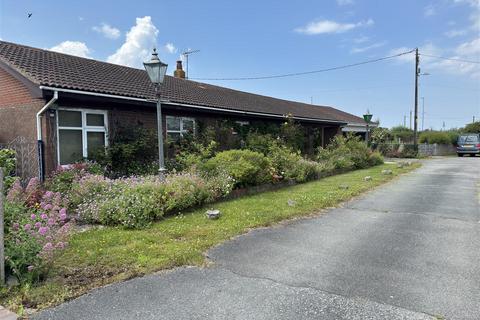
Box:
[2,162,420,314]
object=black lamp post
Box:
[363,110,373,146]
[144,48,168,174]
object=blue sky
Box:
[1,0,479,129]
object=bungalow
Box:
[0,40,370,180]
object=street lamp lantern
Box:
[363,111,373,124]
[144,48,168,176]
[143,48,168,85]
[363,110,373,146]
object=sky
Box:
[0,0,479,130]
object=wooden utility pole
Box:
[0,167,5,285]
[413,48,419,150]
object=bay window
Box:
[166,116,195,140]
[57,109,108,165]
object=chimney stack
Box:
[174,60,186,79]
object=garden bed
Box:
[1,162,420,315]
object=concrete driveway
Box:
[34,157,480,320]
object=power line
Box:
[191,49,415,81]
[419,53,480,64]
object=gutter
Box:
[38,86,347,125]
[36,91,58,181]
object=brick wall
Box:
[0,68,45,144]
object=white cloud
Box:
[165,42,177,54]
[390,41,480,78]
[353,36,369,44]
[444,29,467,37]
[107,16,159,68]
[351,41,387,53]
[93,23,121,40]
[50,41,91,58]
[336,0,354,5]
[295,18,374,35]
[424,4,436,17]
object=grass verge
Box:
[1,162,420,315]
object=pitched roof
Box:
[0,40,365,124]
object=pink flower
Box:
[44,204,53,210]
[40,213,48,220]
[56,242,65,249]
[24,223,31,231]
[12,223,19,231]
[38,226,49,235]
[44,191,54,199]
[27,265,35,272]
[34,222,42,229]
[31,214,36,220]
[42,242,53,251]
[47,218,55,226]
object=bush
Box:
[284,159,322,183]
[202,149,273,188]
[4,181,71,284]
[94,125,159,177]
[419,131,451,145]
[76,173,233,229]
[463,121,480,134]
[368,151,384,166]
[45,162,103,195]
[317,135,373,170]
[0,148,16,191]
[390,126,414,143]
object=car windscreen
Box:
[458,135,479,144]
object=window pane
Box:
[87,132,106,158]
[182,119,194,132]
[58,110,82,127]
[59,129,83,165]
[167,132,181,141]
[86,114,105,126]
[167,116,180,131]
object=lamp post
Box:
[144,48,168,175]
[363,110,373,146]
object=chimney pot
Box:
[174,60,185,79]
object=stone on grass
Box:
[206,209,221,220]
[338,184,349,190]
[287,199,297,207]
[364,176,372,181]
[382,169,393,175]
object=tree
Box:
[463,121,480,134]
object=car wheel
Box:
[458,153,464,157]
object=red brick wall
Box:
[0,68,45,143]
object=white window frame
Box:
[166,116,196,138]
[56,108,109,165]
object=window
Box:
[57,109,108,165]
[166,116,195,140]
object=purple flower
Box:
[40,213,48,220]
[31,213,36,220]
[38,226,49,235]
[56,242,65,249]
[44,191,54,199]
[59,208,67,216]
[42,242,53,251]
[12,223,19,231]
[27,265,35,272]
[44,204,53,210]
[24,223,31,231]
[47,218,55,226]
[34,222,42,229]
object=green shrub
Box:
[45,162,103,195]
[463,121,480,134]
[76,173,233,229]
[245,132,279,155]
[0,148,16,191]
[94,125,159,177]
[390,126,414,143]
[368,151,384,166]
[316,135,371,170]
[284,159,322,183]
[419,131,451,144]
[202,149,273,188]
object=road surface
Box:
[35,157,480,320]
